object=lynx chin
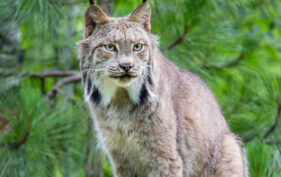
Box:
[77,0,249,176]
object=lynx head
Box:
[78,0,158,106]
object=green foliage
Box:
[247,140,281,177]
[0,89,88,177]
[103,157,113,177]
[0,0,281,176]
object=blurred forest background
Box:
[0,0,281,176]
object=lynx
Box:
[78,0,249,176]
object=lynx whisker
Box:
[142,64,152,68]
[81,68,106,74]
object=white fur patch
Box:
[90,74,146,106]
[96,77,118,106]
[125,78,144,104]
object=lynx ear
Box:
[129,1,151,32]
[84,4,109,38]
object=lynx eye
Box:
[133,43,143,51]
[104,44,117,51]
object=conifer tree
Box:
[0,0,280,176]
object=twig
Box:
[266,139,281,145]
[0,69,82,99]
[264,100,281,138]
[220,52,245,68]
[29,70,79,78]
[242,100,281,144]
[166,22,191,50]
[11,131,30,149]
[207,52,246,70]
[0,121,31,149]
[0,70,79,78]
[46,74,81,100]
[187,51,246,70]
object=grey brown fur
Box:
[78,1,248,177]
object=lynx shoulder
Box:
[78,1,248,176]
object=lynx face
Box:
[89,21,151,86]
[78,2,157,106]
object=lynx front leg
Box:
[108,151,135,177]
[147,154,183,177]
[214,134,249,177]
[113,165,134,177]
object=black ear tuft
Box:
[89,0,94,5]
[143,0,147,2]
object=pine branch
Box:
[266,139,281,145]
[186,51,246,70]
[166,22,191,50]
[206,52,246,70]
[46,74,81,100]
[0,69,82,99]
[0,70,79,78]
[0,121,31,149]
[264,100,281,138]
[10,131,30,149]
[243,99,281,143]
[0,72,82,150]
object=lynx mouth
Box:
[110,74,137,81]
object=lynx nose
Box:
[119,63,133,72]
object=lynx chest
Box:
[93,110,155,160]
